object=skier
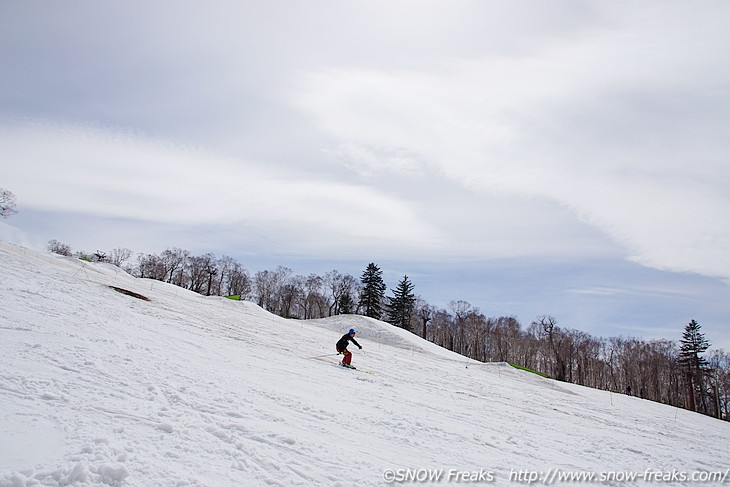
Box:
[336,328,362,369]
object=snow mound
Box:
[307,314,468,361]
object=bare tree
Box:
[414,298,434,339]
[492,316,520,362]
[325,270,357,316]
[464,309,488,361]
[447,300,477,357]
[532,315,568,381]
[254,266,292,312]
[280,275,304,318]
[160,248,189,284]
[47,239,72,256]
[708,350,730,419]
[188,253,218,296]
[302,274,327,319]
[136,253,165,280]
[0,188,18,218]
[429,309,454,350]
[226,261,252,299]
[108,248,132,267]
[448,300,472,320]
[215,255,236,296]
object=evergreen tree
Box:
[359,263,386,319]
[679,319,710,370]
[679,319,711,412]
[387,275,416,331]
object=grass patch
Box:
[508,362,548,378]
[109,286,150,301]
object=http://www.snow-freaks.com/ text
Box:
[382,467,729,484]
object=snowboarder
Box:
[336,328,362,369]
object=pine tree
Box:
[679,319,711,412]
[387,275,416,331]
[359,263,386,319]
[679,319,710,369]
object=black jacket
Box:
[336,333,361,351]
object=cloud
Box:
[0,120,442,257]
[294,2,730,280]
[2,114,623,262]
[3,1,728,279]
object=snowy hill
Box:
[1,241,729,487]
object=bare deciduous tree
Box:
[108,248,132,267]
[160,248,189,285]
[0,188,18,218]
[414,298,433,339]
[226,261,252,299]
[302,274,326,319]
[47,239,72,256]
[325,270,357,316]
[137,253,165,280]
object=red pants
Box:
[338,348,352,365]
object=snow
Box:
[1,240,728,486]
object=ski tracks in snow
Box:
[2,243,730,486]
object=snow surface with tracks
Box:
[1,241,728,486]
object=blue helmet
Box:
[348,329,356,334]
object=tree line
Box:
[47,240,729,421]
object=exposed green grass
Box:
[508,362,548,378]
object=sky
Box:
[1,0,729,349]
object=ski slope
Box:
[1,241,728,486]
